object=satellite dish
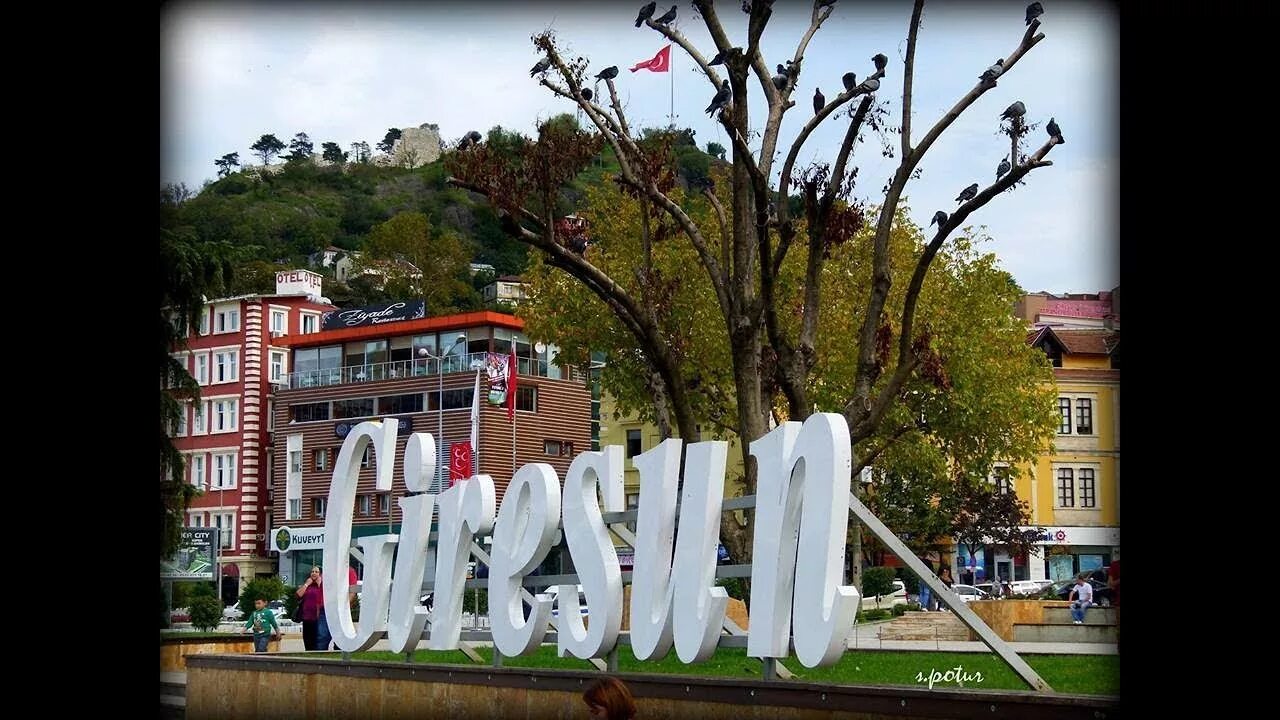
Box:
[534,342,547,354]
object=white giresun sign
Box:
[321,413,858,668]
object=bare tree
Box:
[448,0,1058,566]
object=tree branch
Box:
[851,423,917,476]
[702,186,731,276]
[900,0,924,157]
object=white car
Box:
[949,584,991,603]
[1009,580,1052,596]
[545,585,589,617]
[223,604,244,620]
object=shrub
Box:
[283,586,301,620]
[896,568,920,595]
[237,577,287,618]
[892,603,910,617]
[716,577,748,602]
[857,608,891,623]
[862,566,897,599]
[189,594,223,632]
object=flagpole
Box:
[669,46,674,126]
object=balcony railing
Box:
[283,352,563,390]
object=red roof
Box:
[276,310,523,347]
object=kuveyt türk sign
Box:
[321,301,426,331]
[320,413,860,668]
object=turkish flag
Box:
[449,441,472,485]
[630,45,671,73]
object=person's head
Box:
[310,566,322,580]
[254,598,267,610]
[1075,575,1086,584]
[582,677,636,720]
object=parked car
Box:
[265,600,287,621]
[223,604,244,621]
[545,585,589,617]
[1040,578,1113,606]
[949,584,991,603]
[1009,580,1053,596]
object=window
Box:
[213,399,238,432]
[214,305,240,333]
[174,404,188,437]
[626,429,642,458]
[288,499,302,521]
[1056,468,1074,508]
[189,513,205,527]
[516,386,536,412]
[291,402,330,423]
[1075,398,1093,435]
[213,452,237,489]
[270,310,287,334]
[314,448,329,471]
[194,353,209,385]
[313,497,327,519]
[215,512,234,549]
[378,393,424,415]
[289,450,302,474]
[190,454,206,490]
[379,493,391,516]
[358,494,371,516]
[544,440,563,455]
[197,310,210,336]
[214,349,239,383]
[1058,398,1072,434]
[270,351,286,383]
[993,466,1011,495]
[361,446,372,469]
[301,313,319,334]
[333,398,375,419]
[431,388,475,410]
[193,401,209,434]
[1079,468,1096,508]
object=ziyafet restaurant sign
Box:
[321,300,426,330]
[320,413,860,668]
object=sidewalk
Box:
[846,618,1117,655]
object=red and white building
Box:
[168,270,335,603]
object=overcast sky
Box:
[160,0,1118,294]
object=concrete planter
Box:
[160,633,284,672]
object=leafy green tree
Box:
[377,128,402,154]
[188,584,223,632]
[350,141,371,163]
[215,152,240,178]
[321,141,348,164]
[861,566,897,599]
[286,132,314,161]
[250,133,285,164]
[236,576,286,617]
[359,211,473,311]
[706,142,726,160]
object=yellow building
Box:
[1005,326,1120,584]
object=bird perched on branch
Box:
[955,183,979,203]
[813,88,825,115]
[772,65,789,92]
[980,59,1004,82]
[1001,101,1026,120]
[842,72,857,92]
[655,5,677,25]
[580,88,594,102]
[872,53,888,72]
[635,2,656,27]
[1047,117,1064,143]
[595,66,618,81]
[706,79,731,116]
[1025,2,1044,25]
[930,210,948,227]
[997,157,1011,179]
[708,49,727,66]
[529,58,552,77]
[458,131,483,150]
[858,77,880,93]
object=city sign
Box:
[161,527,218,580]
[321,413,860,668]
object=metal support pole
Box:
[762,657,777,681]
[493,648,504,668]
[607,646,619,673]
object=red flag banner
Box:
[449,441,472,485]
[508,348,518,421]
[630,45,671,73]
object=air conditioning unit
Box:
[271,383,286,392]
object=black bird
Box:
[997,157,1011,179]
[635,2,656,27]
[580,88,594,102]
[842,72,857,92]
[813,87,825,114]
[595,66,619,81]
[772,66,788,92]
[708,49,727,66]
[655,5,677,25]
[955,183,978,203]
[1025,2,1044,25]
[979,59,1004,82]
[818,0,838,8]
[872,53,888,72]
[858,77,880,93]
[1000,101,1026,120]
[466,130,482,143]
[706,79,731,116]
[1047,117,1064,143]
[529,58,552,77]
[930,210,948,227]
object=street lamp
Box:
[418,334,467,492]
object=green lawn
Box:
[302,646,1117,696]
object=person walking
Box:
[1068,574,1094,624]
[242,597,280,653]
